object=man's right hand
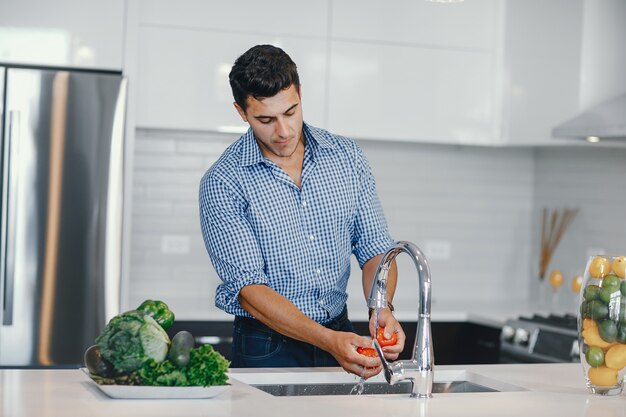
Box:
[322,330,383,379]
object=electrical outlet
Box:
[424,240,451,260]
[161,235,190,254]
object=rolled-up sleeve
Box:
[199,171,268,314]
[351,147,394,267]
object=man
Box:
[199,44,404,378]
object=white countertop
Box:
[1,364,623,417]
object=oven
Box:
[499,314,580,363]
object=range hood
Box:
[552,93,626,141]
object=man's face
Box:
[234,84,304,160]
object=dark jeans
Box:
[230,306,354,368]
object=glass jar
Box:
[578,255,626,396]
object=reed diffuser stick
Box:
[539,207,579,280]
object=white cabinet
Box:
[327,41,497,144]
[129,0,592,146]
[0,0,125,70]
[132,0,329,132]
[138,0,329,38]
[500,0,584,145]
[135,26,327,131]
[331,0,500,51]
[329,0,585,146]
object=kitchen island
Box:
[1,364,623,417]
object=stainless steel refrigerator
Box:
[0,64,126,367]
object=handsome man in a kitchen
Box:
[199,44,404,378]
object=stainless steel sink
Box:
[230,369,527,397]
[252,380,496,396]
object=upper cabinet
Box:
[132,0,329,132]
[129,0,613,146]
[327,0,584,145]
[500,0,584,146]
[327,40,497,144]
[327,0,500,144]
[0,0,125,70]
[331,0,499,51]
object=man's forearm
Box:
[238,284,334,351]
[362,255,398,305]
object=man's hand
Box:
[369,308,405,361]
[323,331,382,379]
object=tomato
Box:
[377,327,398,347]
[356,347,378,357]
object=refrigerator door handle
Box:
[1,110,19,325]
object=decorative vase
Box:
[578,255,626,396]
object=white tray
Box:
[81,368,230,399]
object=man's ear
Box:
[234,102,248,123]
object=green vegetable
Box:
[96,310,170,373]
[135,344,229,387]
[84,345,117,378]
[185,344,230,386]
[136,359,189,386]
[137,299,175,331]
[168,331,195,367]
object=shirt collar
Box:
[240,122,335,167]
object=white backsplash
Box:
[129,128,626,320]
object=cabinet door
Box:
[138,0,329,38]
[0,0,125,69]
[332,0,500,51]
[327,41,497,144]
[501,0,583,145]
[135,26,327,131]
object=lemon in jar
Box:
[588,366,619,386]
[611,256,626,278]
[605,344,626,370]
[589,256,611,279]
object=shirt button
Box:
[302,200,307,207]
[320,300,325,305]
[316,269,321,274]
[309,235,315,241]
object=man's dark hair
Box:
[229,44,300,111]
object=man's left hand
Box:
[368,308,405,361]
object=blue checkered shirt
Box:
[199,123,393,323]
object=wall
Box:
[530,146,626,312]
[130,127,541,319]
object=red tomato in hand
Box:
[376,327,398,347]
[356,347,378,357]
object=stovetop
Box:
[518,314,578,332]
[500,313,580,363]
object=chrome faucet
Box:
[367,241,434,398]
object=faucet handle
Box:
[373,339,393,384]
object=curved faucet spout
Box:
[367,241,434,398]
